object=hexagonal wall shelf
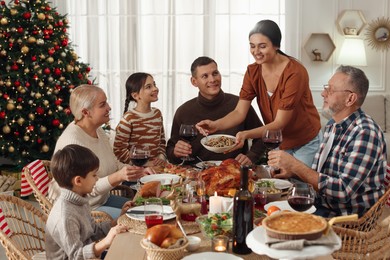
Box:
[304,33,336,62]
[337,10,367,36]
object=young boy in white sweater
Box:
[45,144,131,259]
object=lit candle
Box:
[212,235,229,252]
[209,191,222,214]
[215,244,226,252]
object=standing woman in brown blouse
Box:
[113,73,166,166]
[197,20,322,167]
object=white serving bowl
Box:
[200,134,236,153]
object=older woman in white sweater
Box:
[48,84,145,219]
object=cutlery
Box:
[176,219,188,239]
[127,210,174,215]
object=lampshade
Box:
[337,38,367,66]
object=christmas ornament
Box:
[27,36,36,43]
[43,68,50,74]
[10,9,18,15]
[27,125,34,131]
[36,107,44,115]
[40,126,47,133]
[59,124,64,129]
[8,146,14,153]
[66,64,74,72]
[11,64,19,70]
[0,18,8,25]
[28,113,35,120]
[41,144,49,153]
[37,13,45,20]
[37,39,44,45]
[23,136,30,141]
[2,125,11,134]
[35,92,42,98]
[24,68,30,73]
[17,27,23,33]
[0,111,5,119]
[71,52,78,59]
[31,55,37,61]
[14,132,19,137]
[17,118,25,125]
[52,119,60,126]
[6,103,15,110]
[21,46,29,54]
[0,50,6,56]
[16,105,22,110]
[38,82,44,87]
[46,57,54,63]
[54,68,61,76]
[22,12,31,19]
[43,100,49,106]
[55,98,62,105]
[5,81,11,87]
[61,52,66,57]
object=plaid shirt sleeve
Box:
[316,109,387,217]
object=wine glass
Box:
[262,129,283,174]
[144,198,163,228]
[287,183,315,212]
[179,124,198,161]
[130,145,150,190]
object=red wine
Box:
[180,134,197,142]
[253,193,267,211]
[130,155,149,166]
[288,196,314,212]
[233,166,253,255]
[263,140,281,150]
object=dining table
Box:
[105,164,338,259]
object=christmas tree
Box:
[0,0,92,171]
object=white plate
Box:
[139,174,181,185]
[195,160,222,169]
[246,226,341,259]
[260,178,293,190]
[264,200,316,214]
[200,134,236,153]
[126,205,176,221]
[183,252,243,260]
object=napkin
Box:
[264,231,339,250]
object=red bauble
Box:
[61,39,68,47]
[14,81,20,87]
[86,67,91,72]
[17,97,22,102]
[62,28,67,33]
[17,27,23,33]
[87,80,92,85]
[32,30,38,35]
[37,138,42,144]
[45,6,51,11]
[68,84,75,89]
[22,12,31,19]
[77,73,83,79]
[14,131,19,136]
[64,108,71,115]
[3,94,9,99]
[54,98,62,106]
[31,55,37,61]
[0,111,5,119]
[54,68,61,76]
[9,42,13,48]
[33,75,38,80]
[54,45,60,50]
[11,64,18,70]
[55,84,61,90]
[43,68,50,74]
[58,21,63,26]
[36,107,44,115]
[0,1,5,5]
[44,35,50,39]
[25,82,30,87]
[48,48,55,55]
[14,0,19,4]
[43,29,50,35]
[52,119,60,127]
[27,125,34,131]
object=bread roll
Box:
[160,237,178,248]
[138,181,161,198]
[145,224,171,246]
[169,226,184,239]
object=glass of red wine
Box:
[144,198,163,228]
[179,124,198,161]
[262,129,283,174]
[287,183,315,212]
[130,145,150,190]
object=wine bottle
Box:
[232,165,253,255]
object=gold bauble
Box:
[0,80,3,86]
[59,124,64,129]
[8,146,14,153]
[2,125,11,134]
[21,46,29,54]
[17,118,25,125]
[71,52,78,60]
[58,106,63,111]
[27,36,36,43]
[0,18,8,25]
[41,144,49,153]
[5,80,11,87]
[46,57,54,63]
[10,9,18,16]
[37,39,44,45]
[6,103,15,110]
[17,39,22,44]
[17,59,23,64]
[24,68,30,73]
[38,81,44,87]
[28,113,35,120]
[59,77,65,81]
[18,87,26,94]
[39,54,45,59]
[74,66,80,72]
[40,126,47,133]
[0,50,6,56]
[35,92,42,99]
[47,25,53,30]
[23,135,30,141]
[66,65,74,72]
[16,105,22,110]
[48,110,53,115]
[43,100,49,106]
[37,13,45,20]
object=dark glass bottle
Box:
[232,165,253,254]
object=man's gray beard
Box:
[321,108,333,120]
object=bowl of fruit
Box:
[195,213,233,239]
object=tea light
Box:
[212,235,229,252]
[209,191,222,214]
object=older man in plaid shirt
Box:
[268,65,387,217]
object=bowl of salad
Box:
[195,213,233,239]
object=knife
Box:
[126,210,174,215]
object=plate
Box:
[264,200,316,214]
[126,205,176,221]
[183,252,243,260]
[260,178,293,190]
[139,174,181,185]
[246,226,341,259]
[195,160,222,169]
[200,134,236,153]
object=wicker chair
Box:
[332,188,390,260]
[23,160,113,223]
[0,194,46,260]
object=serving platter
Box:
[200,134,236,153]
[260,178,293,190]
[195,160,222,169]
[126,205,176,221]
[264,201,316,214]
[139,173,181,185]
[246,226,341,259]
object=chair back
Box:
[0,194,47,260]
[23,160,52,216]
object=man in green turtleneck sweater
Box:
[166,56,265,165]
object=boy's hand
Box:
[120,201,135,216]
[95,224,128,255]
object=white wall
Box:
[286,0,390,111]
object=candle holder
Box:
[212,235,229,253]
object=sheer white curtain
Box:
[51,0,285,136]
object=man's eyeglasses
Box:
[323,84,354,95]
